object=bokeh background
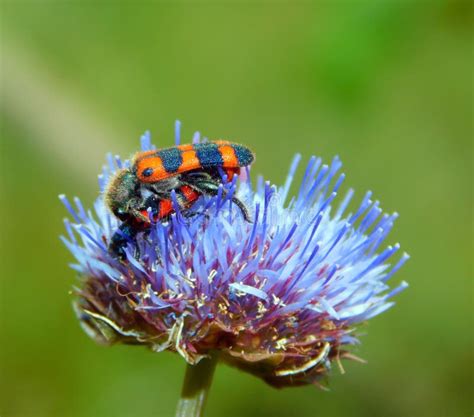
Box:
[1,2,472,417]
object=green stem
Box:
[175,356,218,417]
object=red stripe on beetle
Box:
[138,185,201,222]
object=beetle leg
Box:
[230,195,252,222]
[109,219,139,259]
[182,210,210,221]
[190,179,252,223]
[122,197,149,223]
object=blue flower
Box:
[61,122,408,387]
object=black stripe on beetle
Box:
[194,143,224,168]
[157,147,183,173]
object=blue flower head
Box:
[61,122,408,388]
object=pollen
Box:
[275,338,288,351]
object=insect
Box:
[105,141,255,257]
[107,184,201,257]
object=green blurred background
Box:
[1,2,472,417]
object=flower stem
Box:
[175,356,218,417]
